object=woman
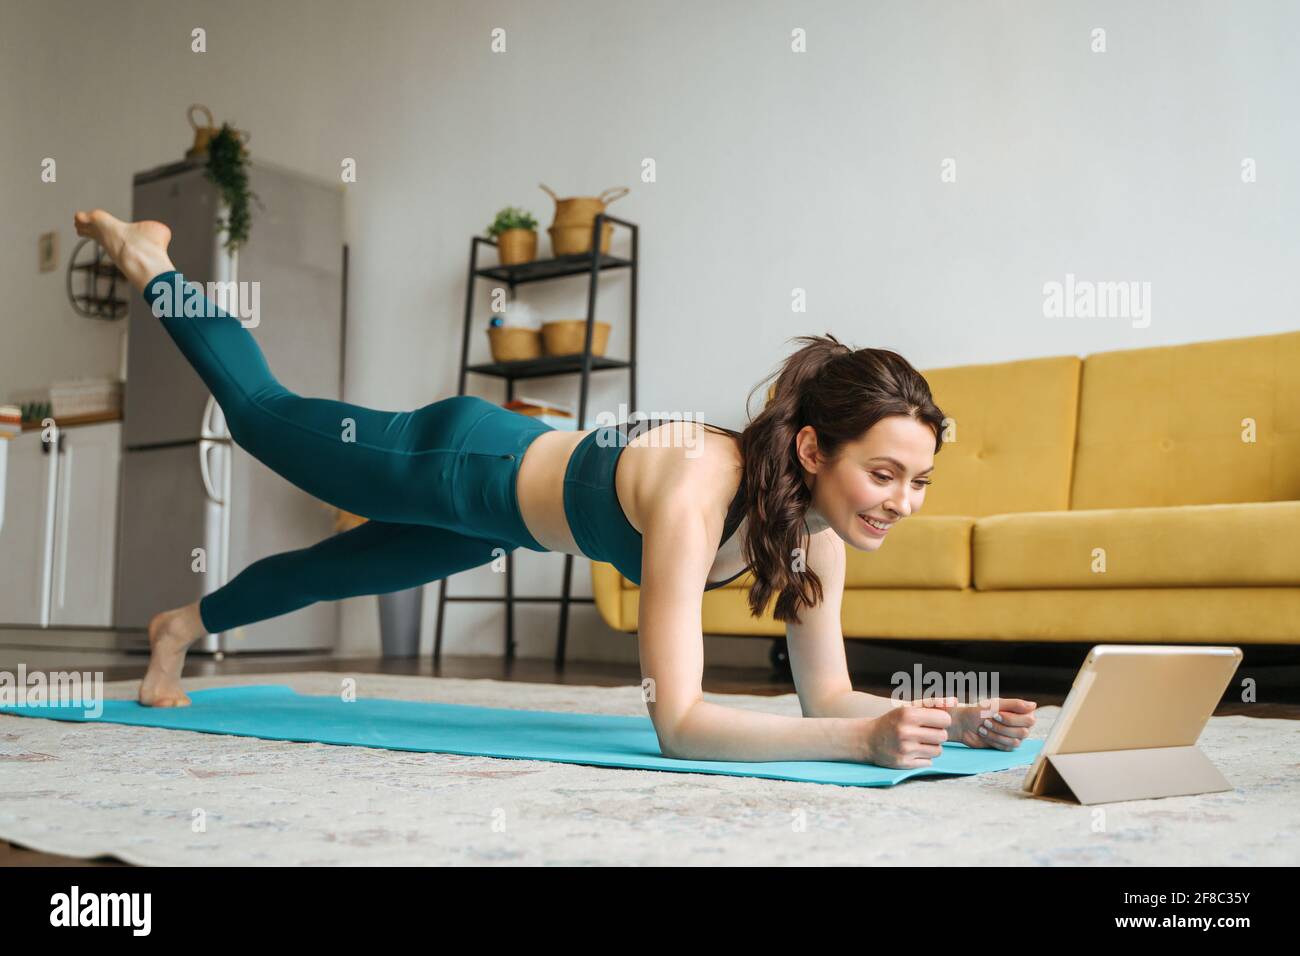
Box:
[74,208,1036,770]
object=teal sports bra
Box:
[561,418,750,590]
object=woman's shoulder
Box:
[629,418,741,480]
[619,419,743,534]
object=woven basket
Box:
[487,326,543,362]
[496,228,537,265]
[549,222,613,256]
[542,319,610,357]
[539,183,628,225]
[185,103,251,160]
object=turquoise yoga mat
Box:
[0,684,1041,788]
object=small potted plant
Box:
[486,206,539,265]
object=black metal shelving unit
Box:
[435,213,638,669]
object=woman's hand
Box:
[859,696,958,768]
[947,697,1037,750]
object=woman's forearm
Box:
[811,689,903,721]
[815,689,963,741]
[663,699,866,763]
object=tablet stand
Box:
[1030,745,1233,805]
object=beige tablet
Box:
[1023,644,1243,804]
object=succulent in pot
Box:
[486,206,540,265]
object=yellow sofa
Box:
[592,330,1300,646]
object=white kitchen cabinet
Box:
[0,430,54,624]
[0,421,120,627]
[49,422,121,626]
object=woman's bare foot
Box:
[73,209,174,294]
[139,602,206,707]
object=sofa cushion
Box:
[974,500,1300,589]
[1072,330,1300,509]
[844,515,973,588]
[919,355,1081,516]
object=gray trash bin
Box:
[377,585,423,658]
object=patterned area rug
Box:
[0,672,1293,865]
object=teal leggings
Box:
[142,271,554,634]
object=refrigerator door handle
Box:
[199,438,226,505]
[200,393,228,440]
[39,426,60,627]
[54,441,73,612]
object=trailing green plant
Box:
[485,206,538,237]
[203,122,262,253]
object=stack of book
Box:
[0,404,21,439]
[502,396,592,431]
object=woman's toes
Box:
[73,209,112,243]
[140,687,191,707]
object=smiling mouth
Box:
[859,515,894,533]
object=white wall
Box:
[4,0,1297,663]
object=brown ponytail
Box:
[729,334,947,625]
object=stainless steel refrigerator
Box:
[114,156,346,654]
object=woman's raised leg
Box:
[74,208,473,527]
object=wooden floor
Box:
[3,645,1296,866]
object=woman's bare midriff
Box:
[514,424,748,587]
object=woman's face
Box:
[796,415,936,550]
